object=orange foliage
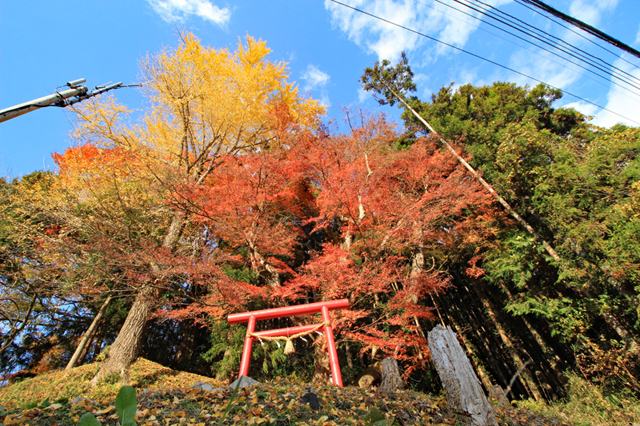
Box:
[172,110,501,368]
[52,144,140,190]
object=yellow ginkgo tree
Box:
[52,33,324,384]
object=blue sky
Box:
[2,0,640,179]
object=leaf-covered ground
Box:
[0,358,571,425]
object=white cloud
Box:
[302,65,330,91]
[568,0,617,27]
[413,73,433,99]
[508,48,585,90]
[357,87,370,103]
[501,0,639,129]
[636,23,640,45]
[324,0,508,62]
[302,65,331,106]
[557,56,640,128]
[146,0,230,26]
[589,57,640,128]
[561,100,599,118]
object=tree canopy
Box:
[3,36,639,402]
[362,53,640,395]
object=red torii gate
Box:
[227,299,349,387]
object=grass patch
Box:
[517,374,640,426]
[2,359,630,425]
[0,358,222,411]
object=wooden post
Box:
[428,324,498,426]
[379,357,403,393]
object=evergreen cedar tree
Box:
[362,52,640,396]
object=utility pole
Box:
[0,78,127,123]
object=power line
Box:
[462,0,640,92]
[424,0,640,98]
[512,0,640,71]
[410,0,636,99]
[328,0,640,126]
[519,0,640,61]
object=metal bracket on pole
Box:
[0,78,138,124]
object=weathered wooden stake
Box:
[428,324,498,426]
[379,357,403,393]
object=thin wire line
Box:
[465,0,640,89]
[328,0,640,126]
[444,0,640,94]
[409,0,626,96]
[410,0,640,92]
[513,0,640,70]
[414,0,640,105]
[419,0,640,103]
[520,0,640,60]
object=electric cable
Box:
[463,0,640,90]
[470,0,627,73]
[519,0,640,60]
[416,0,640,106]
[407,0,637,100]
[412,0,640,100]
[437,0,640,94]
[328,0,640,126]
[512,0,640,70]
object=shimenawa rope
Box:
[247,321,329,354]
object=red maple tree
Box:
[173,111,500,379]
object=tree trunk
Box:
[90,286,157,386]
[215,346,235,383]
[470,280,543,401]
[312,334,332,385]
[90,213,186,385]
[66,294,112,370]
[428,324,497,426]
[356,365,382,388]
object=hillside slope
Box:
[0,358,572,425]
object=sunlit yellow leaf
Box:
[2,414,18,425]
[94,405,116,415]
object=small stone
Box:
[193,382,215,392]
[228,376,259,389]
[301,391,320,410]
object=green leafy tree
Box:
[362,54,640,395]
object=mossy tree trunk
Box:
[90,286,157,386]
[91,214,185,386]
[312,334,332,385]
